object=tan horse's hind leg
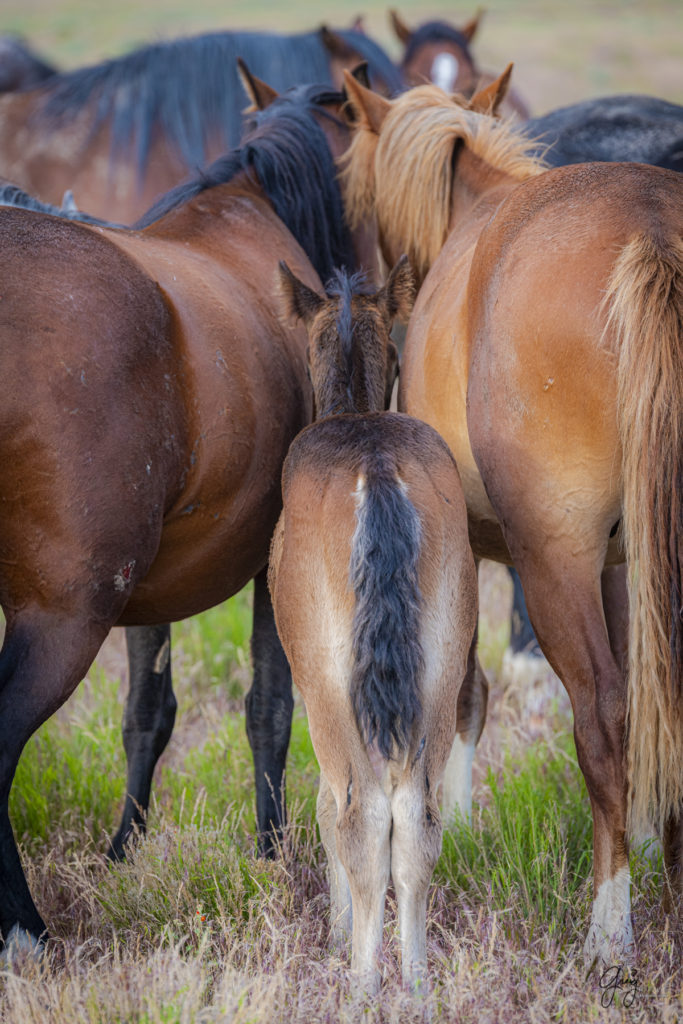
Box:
[515,550,633,967]
[442,633,487,823]
[306,698,392,991]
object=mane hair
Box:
[136,85,356,284]
[31,28,401,175]
[0,183,116,225]
[343,84,546,279]
[401,21,474,66]
[325,268,373,410]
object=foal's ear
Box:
[278,262,325,327]
[342,69,391,134]
[376,255,416,324]
[461,9,484,44]
[389,10,413,46]
[351,15,366,34]
[237,58,279,111]
[467,63,513,116]
[384,341,399,410]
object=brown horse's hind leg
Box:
[0,610,108,953]
[516,551,633,966]
[245,568,293,858]
[108,623,176,861]
[663,811,683,915]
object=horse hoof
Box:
[0,924,45,966]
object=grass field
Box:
[0,1,681,1021]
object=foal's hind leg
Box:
[391,768,443,987]
[305,695,391,989]
[108,624,176,861]
[0,610,108,951]
[245,568,293,858]
[317,773,352,950]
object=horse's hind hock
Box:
[584,865,634,968]
[391,784,442,988]
[336,786,391,989]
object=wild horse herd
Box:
[0,8,680,994]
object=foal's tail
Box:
[606,231,683,834]
[349,453,423,760]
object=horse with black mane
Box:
[0,24,402,222]
[0,74,371,957]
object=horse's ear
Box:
[461,9,484,44]
[278,262,325,327]
[342,69,391,133]
[351,15,366,34]
[467,63,513,115]
[389,10,413,46]
[320,25,356,60]
[349,60,371,89]
[376,255,416,324]
[236,57,279,111]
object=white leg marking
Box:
[442,733,475,824]
[584,866,634,966]
[0,924,44,965]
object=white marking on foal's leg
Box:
[441,733,475,824]
[584,866,634,967]
[430,52,459,91]
[0,924,44,965]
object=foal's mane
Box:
[30,28,401,173]
[343,84,546,279]
[136,84,356,285]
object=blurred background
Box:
[0,1,680,114]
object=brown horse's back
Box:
[0,208,186,625]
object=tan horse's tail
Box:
[605,232,683,835]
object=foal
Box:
[269,257,478,988]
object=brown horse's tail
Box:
[349,453,424,760]
[605,231,683,835]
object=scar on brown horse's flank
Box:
[269,258,478,989]
[341,66,683,966]
[0,74,375,957]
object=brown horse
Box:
[388,9,529,120]
[0,25,402,223]
[342,67,683,966]
[0,78,374,957]
[269,258,478,989]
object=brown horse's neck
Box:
[449,148,517,235]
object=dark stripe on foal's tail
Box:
[349,453,423,759]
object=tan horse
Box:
[342,67,683,966]
[269,258,478,989]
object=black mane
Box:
[31,28,402,175]
[522,94,683,172]
[136,83,356,285]
[401,22,474,66]
[0,183,116,225]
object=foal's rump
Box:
[271,411,476,769]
